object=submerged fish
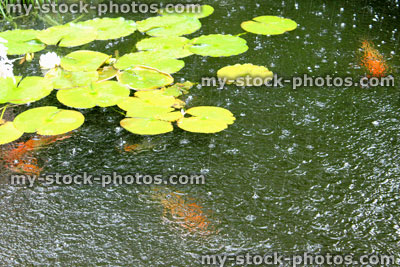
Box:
[1,134,71,176]
[154,190,215,236]
[360,40,389,78]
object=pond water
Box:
[1,0,400,266]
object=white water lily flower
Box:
[0,39,15,82]
[39,52,61,70]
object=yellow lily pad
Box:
[217,63,273,85]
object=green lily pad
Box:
[115,51,184,74]
[217,63,274,85]
[78,17,136,40]
[136,36,193,58]
[45,68,99,90]
[61,50,110,72]
[98,66,118,82]
[188,34,248,57]
[159,4,214,19]
[162,81,194,96]
[177,106,235,133]
[0,121,24,145]
[117,66,174,91]
[0,29,45,55]
[57,81,130,109]
[137,15,201,37]
[241,16,297,35]
[14,106,85,136]
[0,76,53,104]
[121,118,173,135]
[37,23,97,47]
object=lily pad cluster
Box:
[0,5,302,145]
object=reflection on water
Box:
[0,0,400,265]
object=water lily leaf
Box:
[177,106,235,133]
[115,51,184,73]
[14,106,85,135]
[186,106,236,124]
[241,16,297,35]
[137,15,201,36]
[78,17,136,40]
[162,81,194,96]
[98,66,118,82]
[159,4,214,18]
[61,50,110,72]
[0,121,24,145]
[134,90,177,107]
[136,36,193,58]
[126,105,175,119]
[117,66,174,91]
[217,63,273,85]
[121,118,173,135]
[0,29,45,55]
[0,76,53,104]
[188,34,248,57]
[57,81,130,109]
[37,23,97,47]
[45,68,99,90]
[177,117,228,133]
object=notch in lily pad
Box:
[188,34,248,57]
[241,16,297,35]
[14,106,85,136]
[177,106,235,133]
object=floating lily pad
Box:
[0,29,45,55]
[241,16,297,35]
[188,34,248,57]
[61,50,110,72]
[57,81,130,109]
[14,106,85,135]
[115,51,184,73]
[137,15,201,36]
[78,17,136,40]
[136,37,193,58]
[0,121,24,145]
[177,106,235,133]
[98,66,118,82]
[121,118,173,135]
[117,66,174,91]
[159,4,214,18]
[45,68,99,90]
[0,76,53,104]
[162,81,194,96]
[37,23,97,47]
[217,63,274,85]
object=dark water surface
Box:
[1,0,400,266]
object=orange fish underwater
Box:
[360,40,389,78]
[1,134,71,176]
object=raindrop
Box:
[295,3,299,9]
[340,23,346,28]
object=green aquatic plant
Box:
[217,63,274,85]
[115,51,184,74]
[0,121,24,145]
[56,81,130,109]
[45,68,99,90]
[117,66,174,91]
[37,23,98,47]
[187,34,249,57]
[0,29,45,55]
[241,16,297,35]
[136,37,193,59]
[158,4,214,19]
[177,107,236,133]
[137,15,202,37]
[13,106,84,136]
[77,17,136,40]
